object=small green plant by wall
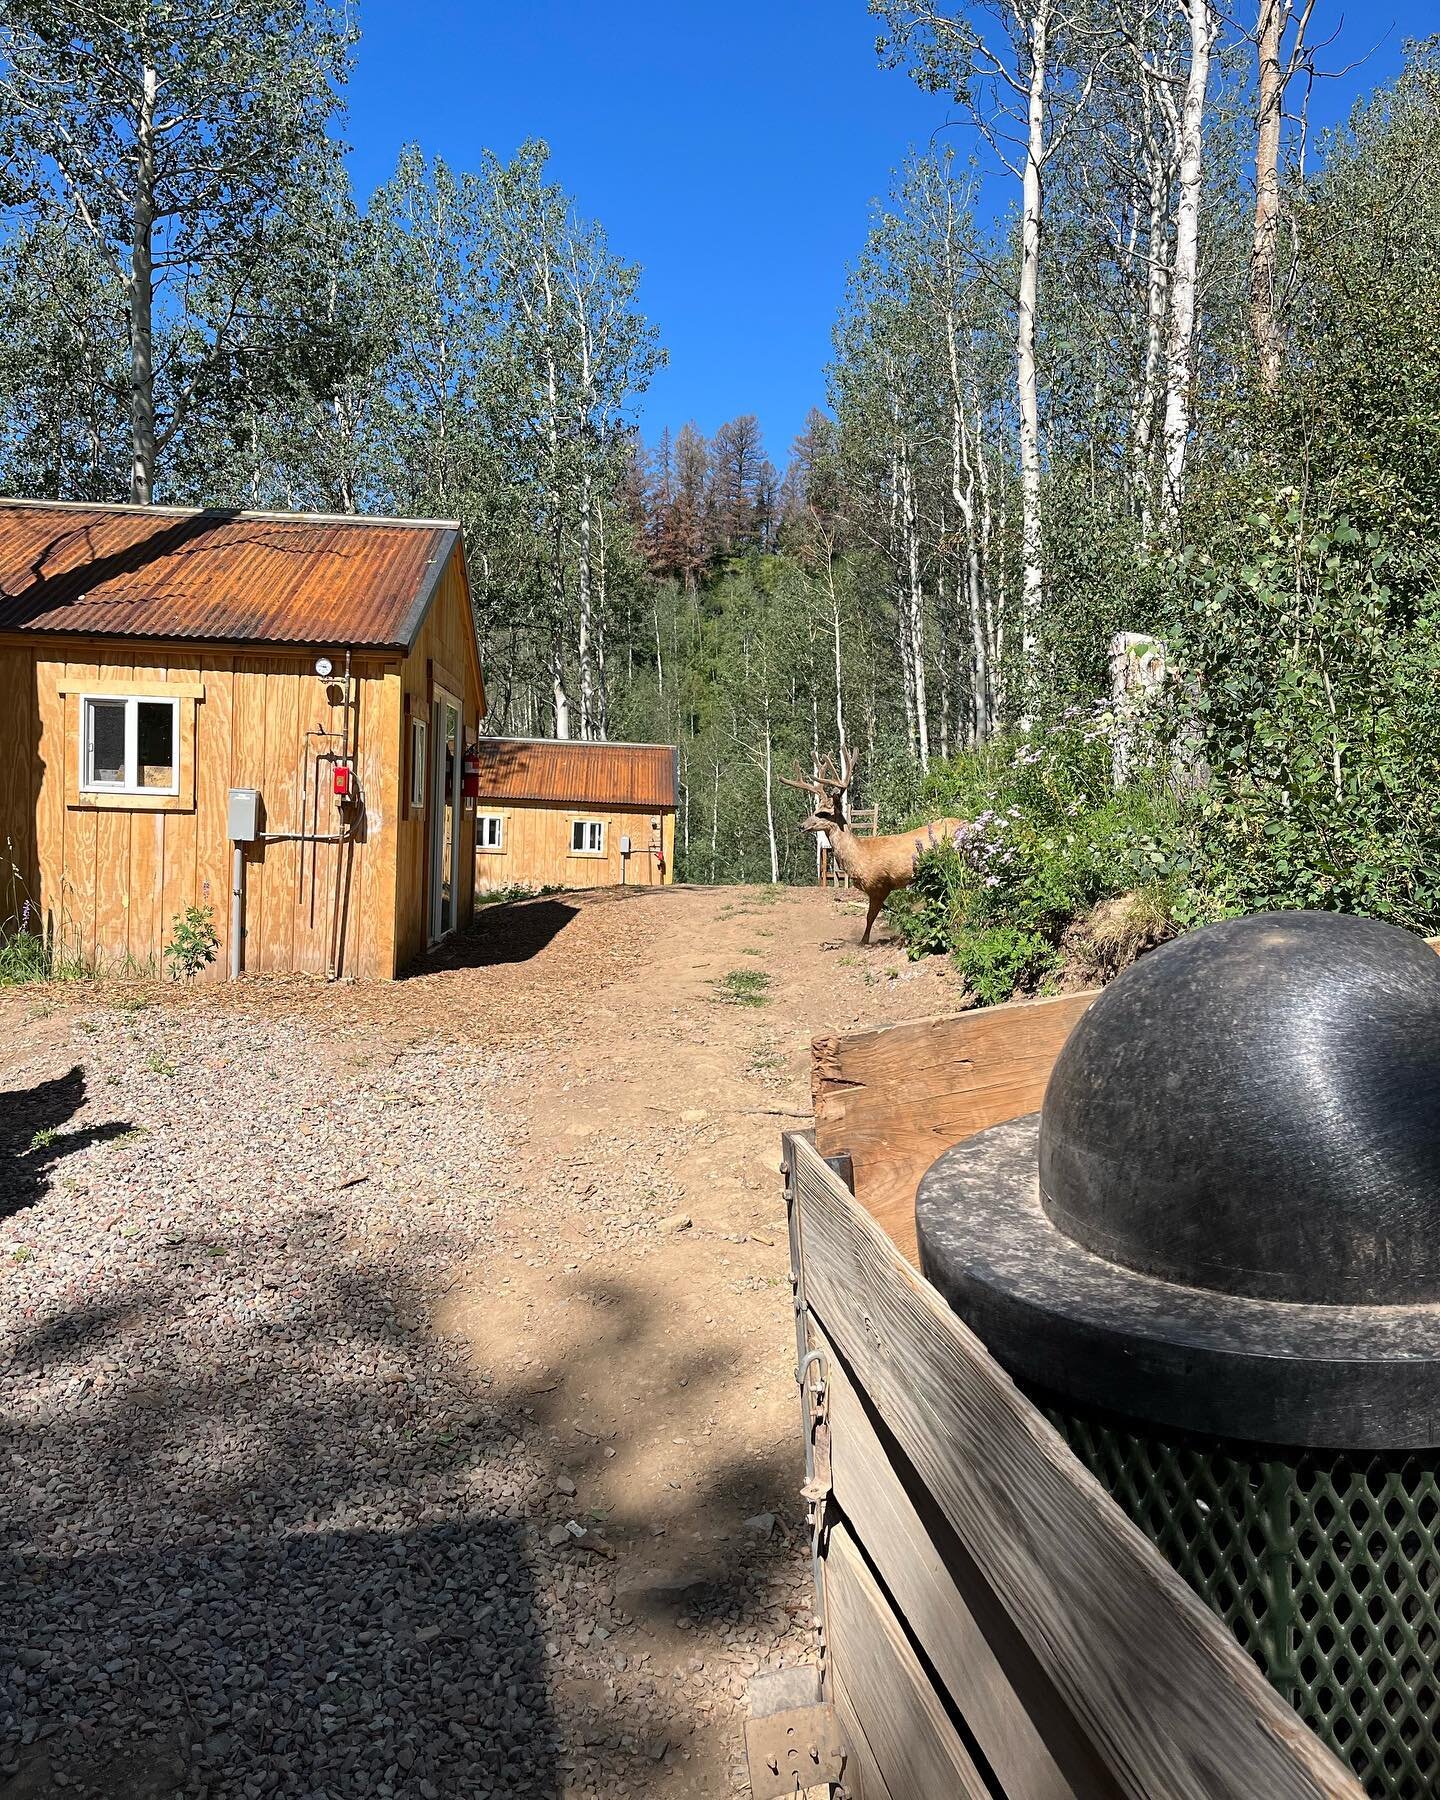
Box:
[164,905,219,980]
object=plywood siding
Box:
[0,638,402,979]
[474,800,675,892]
[0,643,40,931]
[394,554,484,971]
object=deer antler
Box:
[779,751,856,797]
[778,760,835,797]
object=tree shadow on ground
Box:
[2,1249,560,1800]
[0,1065,131,1223]
[1,1229,805,1797]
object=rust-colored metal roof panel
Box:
[474,739,678,810]
[0,499,458,648]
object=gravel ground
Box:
[3,1002,633,1798]
[0,887,934,1799]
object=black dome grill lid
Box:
[914,911,1440,1449]
[1038,910,1440,1306]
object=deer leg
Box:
[861,891,884,945]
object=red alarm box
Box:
[333,763,353,798]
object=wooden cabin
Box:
[0,499,487,981]
[471,738,677,892]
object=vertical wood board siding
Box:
[473,800,675,893]
[394,555,483,970]
[0,640,405,979]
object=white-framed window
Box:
[80,695,179,795]
[570,819,605,855]
[409,715,427,810]
[477,813,504,851]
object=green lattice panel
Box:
[1048,1407,1440,1800]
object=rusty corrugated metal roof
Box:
[0,499,459,648]
[475,739,678,809]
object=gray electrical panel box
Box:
[228,788,260,843]
[619,835,632,855]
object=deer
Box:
[781,750,966,946]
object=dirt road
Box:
[1,883,961,1797]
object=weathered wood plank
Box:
[830,1668,891,1800]
[822,1522,991,1800]
[0,647,36,904]
[229,659,268,973]
[789,1135,1361,1800]
[124,655,167,968]
[353,667,400,978]
[817,1324,1111,1799]
[194,654,234,980]
[157,665,201,973]
[258,657,301,975]
[58,670,98,962]
[811,993,1096,1264]
[33,655,64,947]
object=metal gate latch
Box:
[744,1703,848,1797]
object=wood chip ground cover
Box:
[0,885,961,1798]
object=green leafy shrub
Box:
[1171,488,1440,930]
[163,904,219,980]
[951,924,1061,1007]
[887,716,1183,1004]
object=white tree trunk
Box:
[593,493,610,740]
[575,307,597,740]
[890,440,919,759]
[824,533,847,765]
[576,461,594,740]
[1016,1,1050,687]
[551,635,570,739]
[539,241,570,738]
[127,61,158,505]
[900,442,929,771]
[763,710,779,885]
[1161,0,1215,520]
[974,405,999,733]
[1134,80,1171,535]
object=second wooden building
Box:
[471,738,677,892]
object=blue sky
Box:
[345,1,1432,469]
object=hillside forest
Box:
[2,2,1438,995]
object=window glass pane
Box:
[136,701,176,788]
[87,699,126,786]
[571,820,584,852]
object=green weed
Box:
[712,969,771,1007]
